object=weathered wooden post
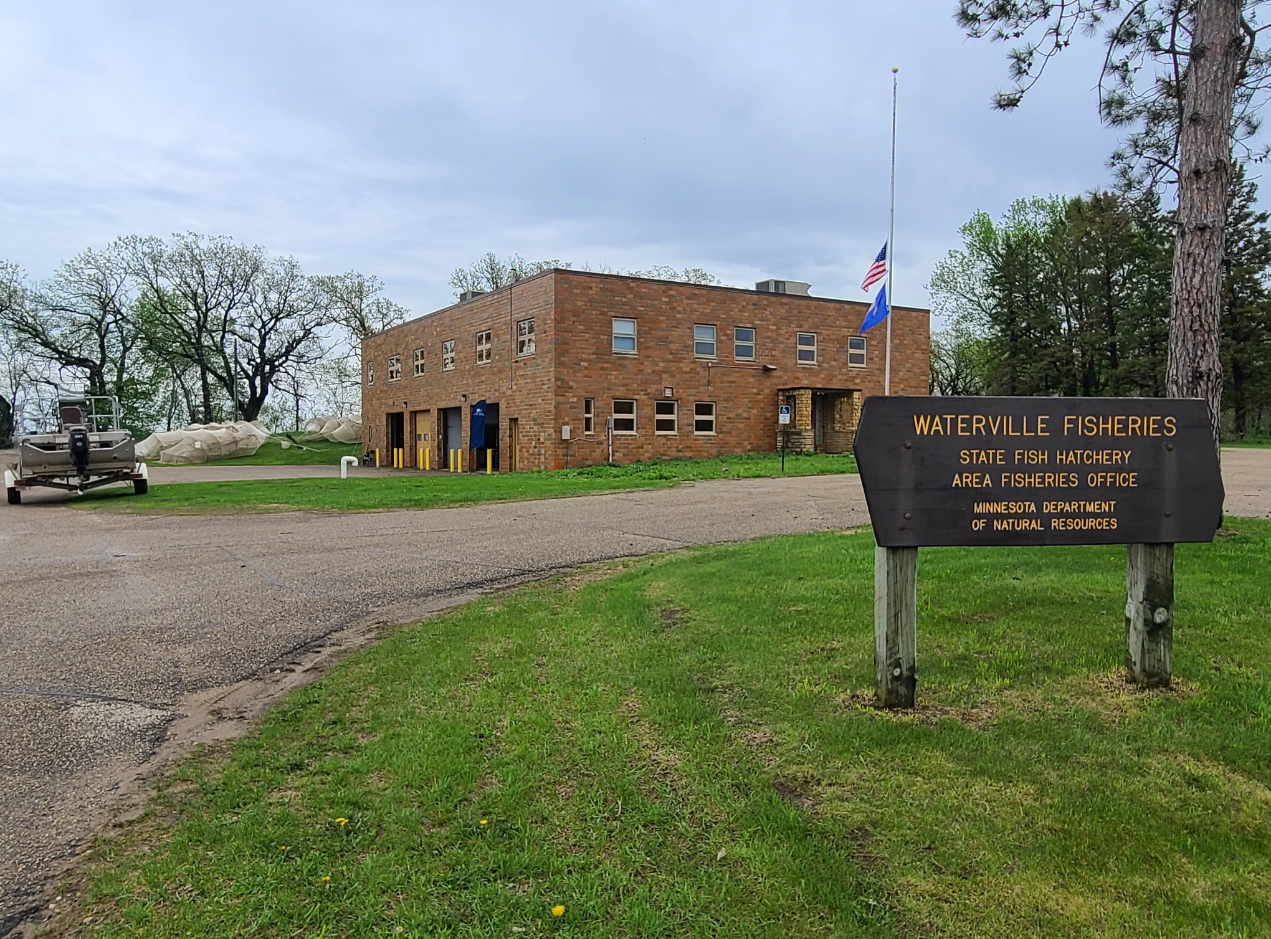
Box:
[875,545,917,707]
[1125,543,1175,686]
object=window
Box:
[849,336,867,368]
[655,400,677,434]
[694,401,716,435]
[734,327,756,361]
[797,332,817,364]
[367,361,374,385]
[584,398,594,435]
[387,355,401,381]
[694,324,717,358]
[476,329,492,365]
[612,317,637,354]
[517,318,535,357]
[442,340,456,371]
[612,399,636,434]
[413,348,425,377]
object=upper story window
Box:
[694,324,717,358]
[413,348,425,377]
[517,318,536,357]
[797,332,817,365]
[476,329,492,365]
[848,336,867,368]
[367,361,374,385]
[612,399,636,434]
[442,340,456,371]
[612,317,637,354]
[734,327,756,361]
[387,355,402,382]
[584,398,594,434]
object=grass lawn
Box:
[80,452,857,514]
[62,521,1271,938]
[1224,439,1271,449]
[158,437,362,466]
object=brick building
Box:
[361,269,929,471]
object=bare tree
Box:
[313,271,409,341]
[956,0,1271,448]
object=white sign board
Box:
[561,425,571,440]
[778,405,792,425]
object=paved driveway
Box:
[0,474,869,936]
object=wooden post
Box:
[875,545,918,708]
[1126,543,1174,687]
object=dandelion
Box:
[480,819,488,826]
[279,845,289,852]
[335,818,348,828]
[322,876,331,882]
[551,905,565,917]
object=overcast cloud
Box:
[1,1,1142,319]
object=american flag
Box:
[861,242,888,292]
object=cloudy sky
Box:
[0,1,1132,319]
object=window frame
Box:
[583,397,594,435]
[796,331,818,365]
[693,323,717,359]
[848,335,867,368]
[612,398,636,435]
[517,318,536,357]
[476,329,492,365]
[387,355,401,382]
[442,339,456,371]
[734,326,756,361]
[693,401,716,435]
[612,317,637,354]
[654,400,678,435]
[367,361,374,385]
[413,347,425,377]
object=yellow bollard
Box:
[486,449,492,475]
[374,449,381,468]
[425,448,430,471]
[458,449,463,473]
[417,447,423,470]
[448,449,453,473]
[398,448,404,468]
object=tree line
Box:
[929,171,1271,438]
[0,233,407,441]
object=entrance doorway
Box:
[440,406,462,462]
[483,403,500,471]
[507,418,519,472]
[411,409,431,467]
[386,412,404,462]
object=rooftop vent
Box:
[459,289,487,303]
[755,279,810,297]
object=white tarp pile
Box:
[135,421,272,464]
[302,415,362,444]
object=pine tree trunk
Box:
[1168,0,1245,452]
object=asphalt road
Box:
[0,473,870,936]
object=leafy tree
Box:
[449,253,723,298]
[313,271,408,341]
[956,0,1271,447]
[1222,165,1271,434]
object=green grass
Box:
[158,437,362,466]
[1223,439,1271,449]
[66,521,1271,938]
[80,452,857,514]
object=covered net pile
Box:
[301,415,362,444]
[135,421,272,464]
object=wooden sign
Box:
[853,397,1224,548]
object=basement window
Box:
[612,399,636,434]
[655,400,677,434]
[694,401,716,435]
[849,336,867,368]
[442,340,456,371]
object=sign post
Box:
[778,404,791,473]
[854,396,1223,707]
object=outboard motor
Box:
[69,426,91,478]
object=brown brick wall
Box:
[361,270,930,472]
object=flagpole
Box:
[885,66,897,396]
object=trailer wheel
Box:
[134,478,148,496]
[7,487,19,505]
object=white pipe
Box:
[340,455,357,479]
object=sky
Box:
[0,1,1136,321]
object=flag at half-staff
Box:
[861,242,888,292]
[860,283,889,333]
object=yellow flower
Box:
[335,818,348,827]
[322,875,330,882]
[279,845,289,851]
[480,819,488,826]
[551,905,565,917]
